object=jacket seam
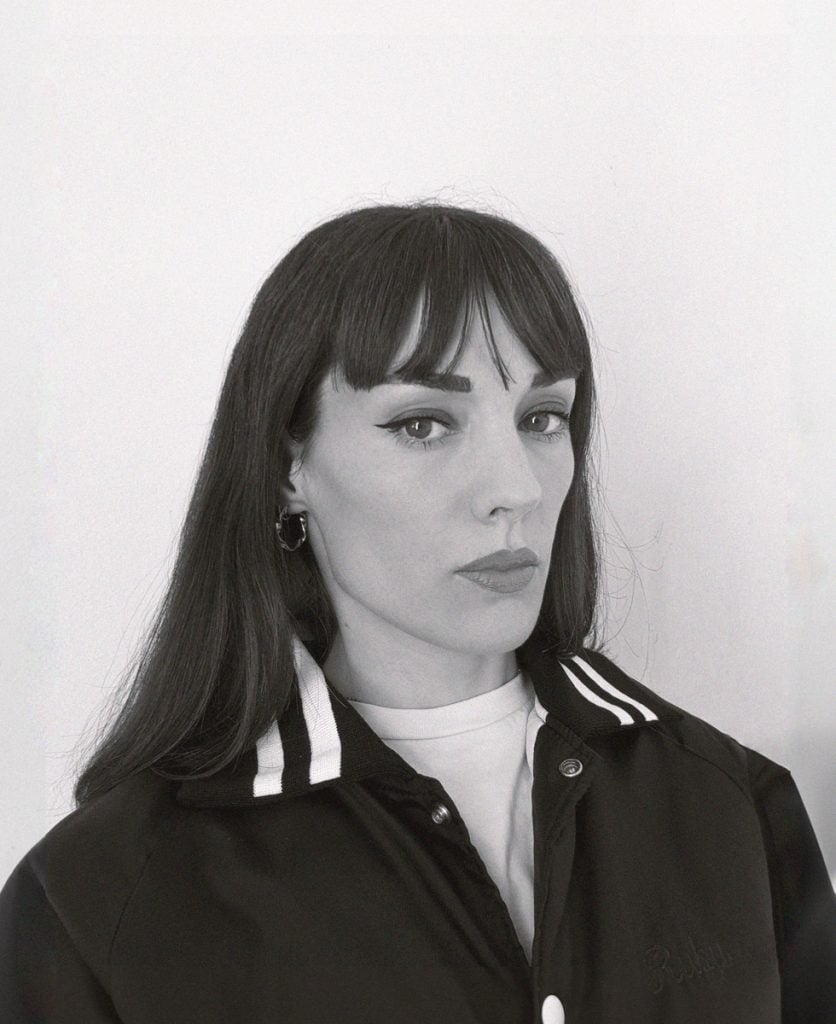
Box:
[105,798,190,973]
[27,856,120,1012]
[645,721,757,810]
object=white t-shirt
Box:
[348,671,539,960]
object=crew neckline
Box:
[348,670,534,740]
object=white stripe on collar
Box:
[570,655,658,723]
[528,656,660,734]
[294,637,342,784]
[253,637,342,798]
[562,663,634,725]
[253,720,285,797]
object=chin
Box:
[436,605,540,656]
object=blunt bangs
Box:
[322,206,590,392]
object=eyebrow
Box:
[383,369,573,393]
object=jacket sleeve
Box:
[0,855,123,1024]
[746,750,836,1023]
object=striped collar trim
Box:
[176,638,411,807]
[176,639,682,808]
[521,644,682,738]
[555,654,659,727]
[530,656,661,734]
[252,638,344,798]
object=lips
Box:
[454,548,540,594]
[457,548,539,573]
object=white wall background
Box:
[2,2,833,888]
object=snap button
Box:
[430,802,451,825]
[559,758,583,778]
[541,993,565,1023]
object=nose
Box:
[468,422,542,525]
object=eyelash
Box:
[381,408,571,451]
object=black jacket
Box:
[1,644,834,1023]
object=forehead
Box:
[386,294,557,389]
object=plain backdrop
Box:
[2,2,834,890]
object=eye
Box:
[521,408,570,440]
[377,414,454,449]
[399,417,447,441]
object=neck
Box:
[322,629,519,709]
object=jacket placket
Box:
[372,770,534,1020]
[529,719,600,1021]
[372,718,601,1024]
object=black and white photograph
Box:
[1,4,834,1022]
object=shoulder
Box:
[583,647,791,800]
[578,649,826,892]
[2,770,183,981]
[30,769,183,896]
[585,649,836,1010]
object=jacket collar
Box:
[176,635,683,809]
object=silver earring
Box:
[275,505,308,552]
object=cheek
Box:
[308,451,438,577]
[541,446,575,512]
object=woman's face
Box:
[284,299,577,660]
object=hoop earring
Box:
[275,506,308,552]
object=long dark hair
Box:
[75,202,600,805]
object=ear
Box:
[279,435,308,512]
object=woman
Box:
[0,203,833,1024]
